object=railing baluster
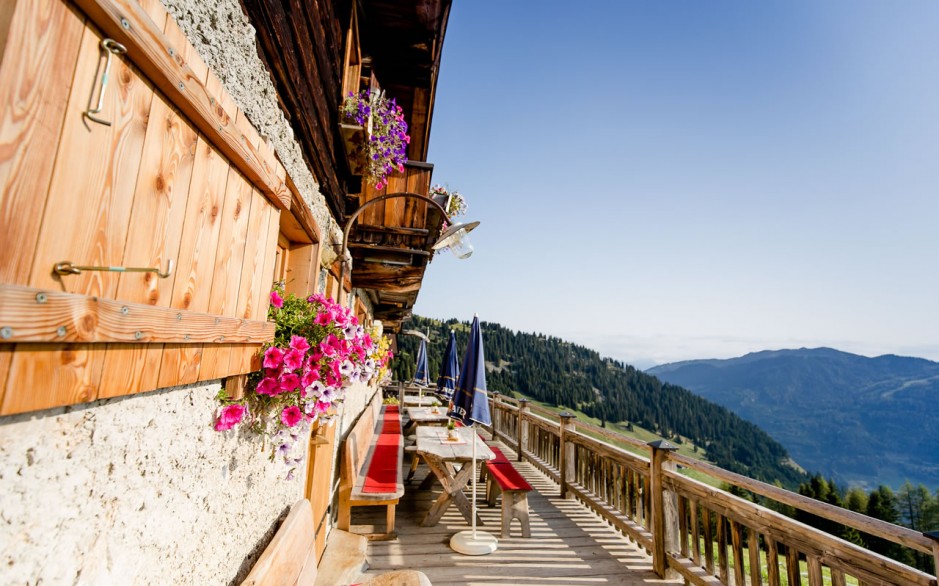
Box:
[678,495,689,559]
[517,399,528,462]
[717,514,729,584]
[703,507,715,575]
[830,567,846,586]
[730,519,746,586]
[748,527,763,586]
[785,545,801,586]
[691,498,701,567]
[807,555,823,586]
[765,537,781,586]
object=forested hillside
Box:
[392,316,806,487]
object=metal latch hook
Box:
[53,259,174,279]
[83,38,128,127]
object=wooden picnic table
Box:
[402,394,437,407]
[406,406,450,426]
[416,426,494,527]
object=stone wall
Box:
[0,383,302,585]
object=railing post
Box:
[559,412,576,499]
[648,439,679,579]
[517,399,529,463]
[397,381,404,406]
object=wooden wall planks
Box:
[0,0,84,285]
[70,0,290,211]
[157,137,230,388]
[0,0,292,415]
[200,169,253,381]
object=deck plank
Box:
[352,437,682,585]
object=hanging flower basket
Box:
[213,285,393,479]
[339,90,410,189]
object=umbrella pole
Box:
[471,433,477,539]
[449,426,497,555]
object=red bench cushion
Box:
[380,405,401,435]
[488,445,510,465]
[363,407,402,493]
[486,461,532,492]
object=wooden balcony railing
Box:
[487,395,939,586]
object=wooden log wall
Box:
[0,0,308,415]
[240,0,347,220]
[487,395,939,586]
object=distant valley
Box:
[648,348,939,489]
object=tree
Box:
[865,486,912,565]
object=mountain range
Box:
[648,348,939,489]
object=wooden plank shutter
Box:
[0,0,293,415]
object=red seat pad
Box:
[380,407,401,435]
[363,433,401,493]
[488,445,510,465]
[485,462,532,492]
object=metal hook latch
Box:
[83,38,128,127]
[53,259,174,279]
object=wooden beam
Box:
[351,265,424,293]
[0,284,274,344]
[69,0,290,211]
[355,225,429,237]
[240,0,344,218]
[348,243,429,257]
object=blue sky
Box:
[414,1,939,369]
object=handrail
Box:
[488,395,939,586]
[670,452,935,554]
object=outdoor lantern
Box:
[432,221,480,259]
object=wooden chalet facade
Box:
[0,0,452,582]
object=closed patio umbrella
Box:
[413,337,430,387]
[447,315,497,555]
[435,330,459,403]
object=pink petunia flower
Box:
[279,373,301,393]
[301,367,321,388]
[255,376,279,396]
[283,349,305,372]
[263,346,285,370]
[270,290,284,309]
[214,404,246,431]
[289,335,310,353]
[281,406,303,427]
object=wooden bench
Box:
[483,446,533,538]
[240,499,430,585]
[337,393,405,540]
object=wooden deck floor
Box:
[352,438,682,586]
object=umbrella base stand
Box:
[450,530,498,555]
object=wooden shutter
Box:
[0,0,292,414]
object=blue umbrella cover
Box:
[413,337,430,386]
[448,316,491,427]
[436,330,460,402]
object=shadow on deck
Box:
[351,437,682,586]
